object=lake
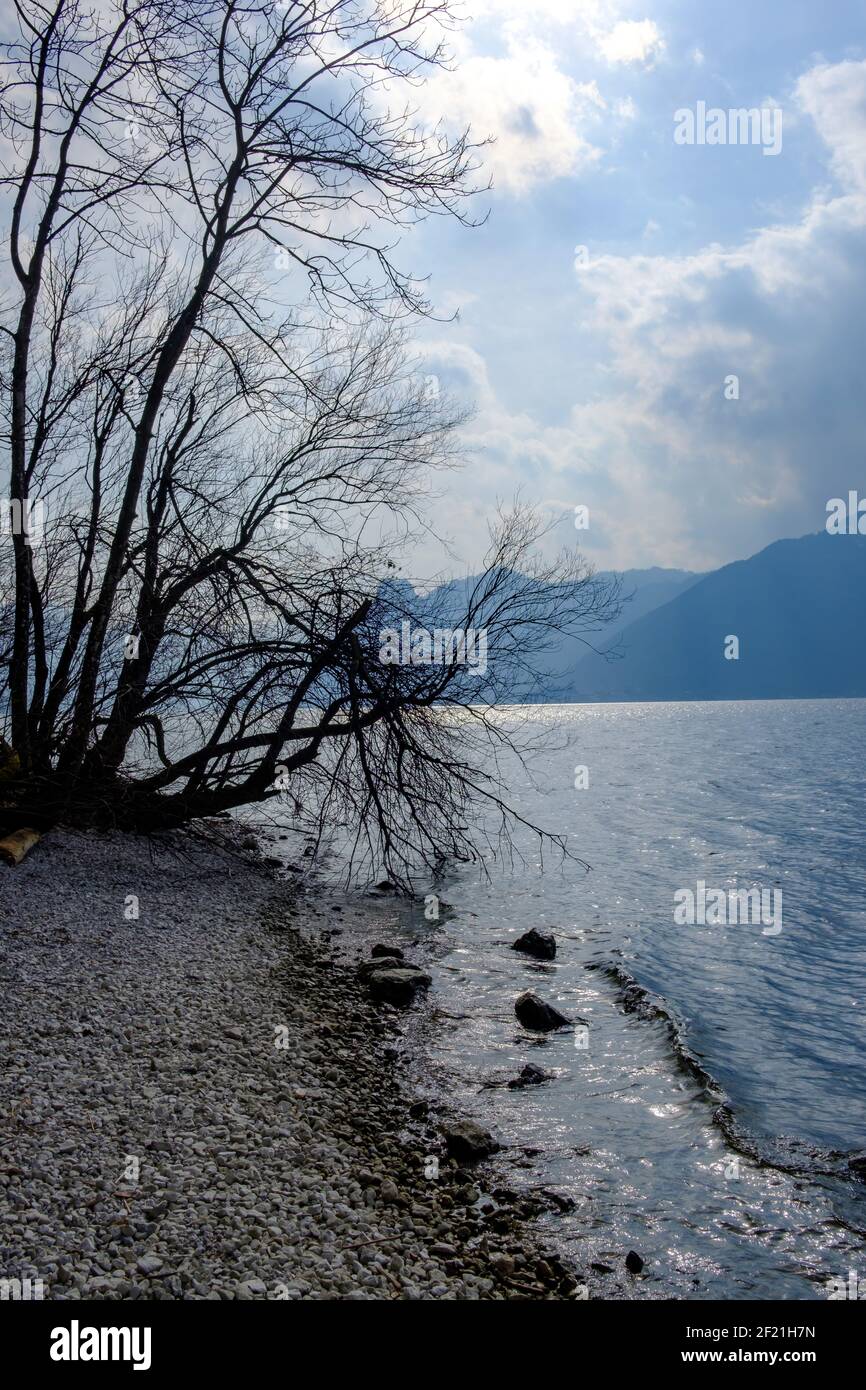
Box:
[382,699,866,1299]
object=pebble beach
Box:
[0,825,579,1301]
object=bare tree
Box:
[1,0,620,880]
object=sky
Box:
[394,0,866,580]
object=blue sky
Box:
[395,0,866,578]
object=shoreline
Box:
[0,824,579,1300]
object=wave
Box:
[586,956,866,1204]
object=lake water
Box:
[357,699,866,1300]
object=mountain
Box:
[566,532,866,701]
[544,566,700,691]
[384,565,699,700]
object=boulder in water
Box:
[357,955,418,980]
[367,966,431,1006]
[512,929,556,961]
[507,1064,553,1090]
[442,1119,499,1163]
[514,991,571,1031]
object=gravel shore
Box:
[0,825,578,1300]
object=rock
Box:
[514,991,571,1032]
[236,1278,267,1299]
[408,1100,429,1119]
[625,1250,645,1274]
[357,956,420,980]
[136,1255,163,1275]
[507,1064,552,1090]
[490,1252,515,1277]
[847,1152,866,1179]
[537,1189,576,1213]
[371,944,404,959]
[442,1120,499,1164]
[512,929,556,961]
[367,967,432,1006]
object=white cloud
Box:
[470,0,615,23]
[796,60,866,191]
[555,58,866,563]
[597,19,665,67]
[407,2,664,195]
[417,37,604,194]
[417,59,866,572]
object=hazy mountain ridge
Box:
[386,565,700,700]
[566,532,866,701]
[406,533,866,701]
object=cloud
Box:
[408,2,664,195]
[555,58,866,565]
[796,60,866,191]
[470,0,615,23]
[415,58,866,574]
[416,37,605,194]
[597,19,665,67]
